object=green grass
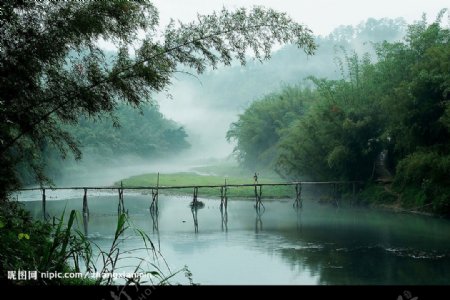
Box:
[116,170,295,199]
[190,160,286,179]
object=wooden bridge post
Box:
[42,188,46,220]
[82,190,89,236]
[82,188,89,219]
[220,179,228,209]
[224,179,227,208]
[192,187,198,206]
[118,181,126,215]
[191,187,199,233]
[150,173,159,211]
[294,183,302,208]
[254,184,263,210]
[155,173,159,209]
[254,184,258,208]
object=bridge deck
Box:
[17,181,361,191]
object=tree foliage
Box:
[229,12,450,214]
[227,86,314,169]
[15,104,190,185]
[0,0,316,190]
[278,54,385,181]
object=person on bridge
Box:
[253,172,258,184]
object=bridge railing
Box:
[16,180,363,220]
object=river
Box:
[18,189,450,285]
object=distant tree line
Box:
[15,104,190,185]
[177,17,407,113]
[228,13,450,215]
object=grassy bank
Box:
[116,162,295,199]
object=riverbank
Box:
[347,183,442,218]
[115,162,446,218]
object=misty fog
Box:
[48,16,412,188]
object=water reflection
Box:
[278,240,450,285]
[293,183,303,209]
[191,206,199,233]
[149,205,160,251]
[149,201,159,230]
[255,205,264,233]
[82,212,89,236]
[82,188,89,236]
[220,205,228,232]
[294,205,302,233]
[18,193,450,285]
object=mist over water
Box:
[157,78,237,161]
[52,154,222,187]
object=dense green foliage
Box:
[0,201,94,285]
[227,86,315,169]
[74,104,189,157]
[229,13,450,215]
[0,200,180,285]
[71,104,189,158]
[278,54,386,181]
[16,104,190,185]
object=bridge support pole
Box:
[118,181,126,215]
[220,179,228,209]
[42,188,47,220]
[294,183,302,208]
[82,188,89,236]
[82,188,89,219]
[224,179,227,208]
[192,187,199,206]
[254,185,263,210]
[150,173,159,212]
[191,187,199,233]
[192,206,198,233]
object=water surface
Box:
[19,190,450,285]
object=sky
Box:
[152,0,448,36]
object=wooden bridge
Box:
[17,175,361,221]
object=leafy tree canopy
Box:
[228,11,450,214]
